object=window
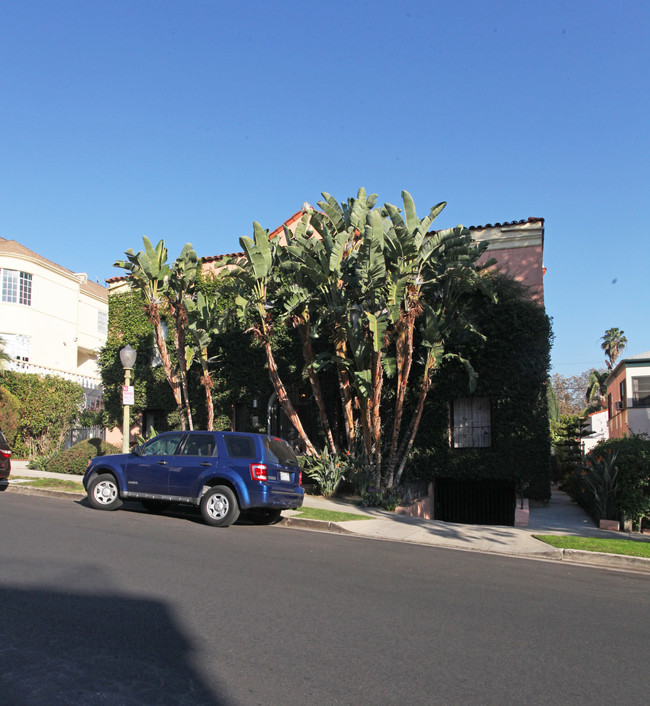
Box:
[1,269,32,306]
[97,310,108,335]
[0,333,30,361]
[632,377,650,407]
[619,380,627,409]
[141,432,184,456]
[224,435,255,459]
[452,398,491,448]
[263,437,298,465]
[180,434,216,457]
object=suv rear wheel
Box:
[200,485,240,527]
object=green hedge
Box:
[37,438,121,475]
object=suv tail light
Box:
[0,449,10,459]
[250,463,267,481]
[298,471,302,486]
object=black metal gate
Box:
[435,478,516,526]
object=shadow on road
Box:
[0,584,228,705]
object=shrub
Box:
[564,435,650,528]
[301,448,350,498]
[36,438,121,475]
[0,386,21,446]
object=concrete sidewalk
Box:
[5,460,650,573]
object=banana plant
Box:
[186,290,223,431]
[167,243,199,430]
[229,222,316,455]
[114,237,185,429]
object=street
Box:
[1,492,649,705]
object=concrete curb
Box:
[560,548,650,573]
[2,483,85,501]
[278,516,353,534]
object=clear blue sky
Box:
[2,0,648,376]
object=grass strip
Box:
[294,507,372,522]
[10,477,85,492]
[534,534,650,558]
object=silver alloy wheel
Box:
[93,479,118,506]
[205,491,229,520]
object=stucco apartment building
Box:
[606,350,650,439]
[0,237,108,410]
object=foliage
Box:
[360,484,406,511]
[405,275,553,501]
[301,447,351,498]
[0,336,12,374]
[601,327,627,370]
[563,434,650,527]
[583,450,619,521]
[33,438,121,475]
[1,371,84,457]
[585,369,608,410]
[0,385,21,445]
[228,189,495,491]
[551,371,592,416]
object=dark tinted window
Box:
[141,433,184,456]
[0,431,7,446]
[264,437,298,465]
[181,434,216,457]
[224,435,256,459]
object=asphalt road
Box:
[1,492,649,705]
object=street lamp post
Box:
[119,344,137,453]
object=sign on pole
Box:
[122,385,135,405]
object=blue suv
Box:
[83,431,304,527]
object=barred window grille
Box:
[452,397,491,448]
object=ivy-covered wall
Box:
[407,275,553,501]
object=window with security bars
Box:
[632,377,650,407]
[1,269,32,306]
[452,397,491,448]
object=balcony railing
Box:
[6,360,102,390]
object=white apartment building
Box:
[0,237,108,410]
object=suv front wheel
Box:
[200,485,240,527]
[88,474,122,511]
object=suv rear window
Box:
[264,437,298,466]
[224,435,256,459]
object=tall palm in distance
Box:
[601,327,627,370]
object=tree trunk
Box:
[334,337,355,452]
[386,311,416,486]
[201,362,214,431]
[263,338,316,455]
[393,351,438,486]
[173,312,193,431]
[151,308,185,430]
[297,320,337,454]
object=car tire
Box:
[140,499,172,513]
[200,485,240,527]
[249,508,282,525]
[88,474,122,511]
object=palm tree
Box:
[229,222,316,455]
[186,291,222,431]
[167,244,200,430]
[601,328,627,369]
[586,369,608,409]
[114,237,186,429]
